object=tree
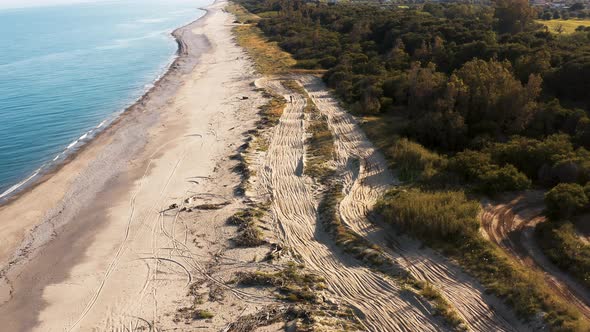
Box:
[406,62,447,112]
[494,0,536,34]
[385,38,410,70]
[547,56,590,102]
[515,51,551,82]
[450,59,541,136]
[545,183,588,219]
[542,11,552,20]
[570,3,585,11]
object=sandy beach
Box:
[0,1,271,330]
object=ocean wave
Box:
[0,168,40,200]
[0,2,201,203]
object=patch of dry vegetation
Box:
[228,206,267,247]
[175,283,217,323]
[226,3,295,75]
[230,140,253,196]
[235,262,325,303]
[231,263,362,331]
[536,19,590,34]
[378,189,590,331]
[537,221,590,289]
[232,90,285,193]
[401,278,466,330]
[281,80,305,95]
[226,2,259,23]
[319,182,467,330]
[257,89,285,129]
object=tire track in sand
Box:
[254,78,447,331]
[481,193,590,319]
[297,75,527,332]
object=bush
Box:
[536,221,590,289]
[449,150,531,193]
[479,165,531,193]
[194,310,214,319]
[377,189,481,242]
[544,183,588,219]
[388,138,446,181]
[448,150,496,181]
[487,134,574,180]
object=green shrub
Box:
[194,310,214,319]
[389,138,446,181]
[449,150,531,193]
[377,189,481,242]
[545,183,588,219]
[478,164,531,193]
[448,150,496,181]
[487,134,574,180]
[536,221,590,289]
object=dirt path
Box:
[296,75,527,332]
[481,192,590,319]
[251,78,448,331]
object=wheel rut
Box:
[293,75,526,331]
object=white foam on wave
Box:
[0,169,41,200]
[0,18,191,202]
[67,140,78,149]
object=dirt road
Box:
[481,193,590,319]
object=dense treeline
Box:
[235,0,590,328]
[538,2,590,20]
[237,0,590,196]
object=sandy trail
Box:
[481,193,590,318]
[0,2,280,330]
[296,75,527,332]
[252,78,447,331]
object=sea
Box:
[0,0,211,200]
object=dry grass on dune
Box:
[227,4,295,75]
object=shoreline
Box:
[0,0,217,316]
[0,0,270,329]
[0,5,212,206]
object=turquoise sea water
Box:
[0,0,210,199]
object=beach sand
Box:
[0,1,270,330]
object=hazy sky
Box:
[0,0,113,9]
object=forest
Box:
[238,0,590,190]
[234,0,590,329]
